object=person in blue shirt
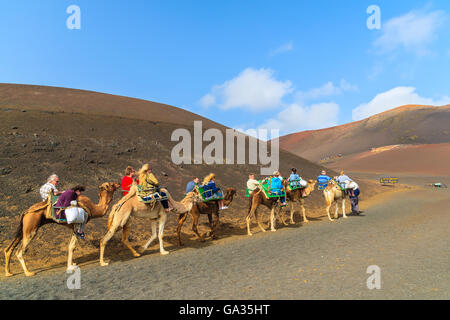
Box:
[185,177,200,194]
[288,168,300,181]
[336,171,353,191]
[202,173,227,210]
[317,170,332,190]
[269,171,287,206]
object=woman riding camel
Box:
[138,164,173,213]
[202,173,228,210]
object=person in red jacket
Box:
[121,166,138,196]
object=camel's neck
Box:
[224,191,235,206]
[87,192,114,218]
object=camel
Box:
[4,182,120,277]
[246,188,289,236]
[99,186,200,266]
[285,179,317,224]
[176,188,237,246]
[323,179,348,221]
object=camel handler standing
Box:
[345,180,361,215]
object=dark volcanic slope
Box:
[278,105,450,162]
[0,83,221,128]
[0,85,334,218]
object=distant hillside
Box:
[0,83,221,128]
[278,104,450,162]
[323,143,450,176]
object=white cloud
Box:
[259,102,340,136]
[199,93,216,108]
[296,79,358,101]
[269,41,294,57]
[374,9,446,55]
[352,87,450,121]
[200,68,293,112]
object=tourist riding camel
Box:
[246,173,260,207]
[284,178,316,224]
[4,182,120,277]
[138,164,173,212]
[39,174,63,201]
[121,166,138,196]
[54,185,88,240]
[269,171,287,206]
[176,187,237,246]
[202,173,227,210]
[317,170,332,191]
[246,172,290,236]
[99,177,201,266]
[185,177,200,194]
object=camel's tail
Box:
[4,213,24,252]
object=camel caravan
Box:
[3,164,361,277]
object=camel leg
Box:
[334,202,339,219]
[15,231,37,277]
[143,220,158,251]
[176,213,188,246]
[207,214,217,240]
[122,222,141,257]
[342,199,347,219]
[278,207,289,226]
[99,224,119,267]
[157,214,169,255]
[246,211,253,236]
[191,211,205,242]
[289,203,296,224]
[301,200,309,223]
[270,207,277,232]
[4,236,21,277]
[326,203,334,222]
[67,234,78,271]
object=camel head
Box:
[225,187,236,199]
[185,190,203,204]
[98,182,121,198]
[224,187,237,205]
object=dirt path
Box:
[1,186,449,300]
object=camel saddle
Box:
[258,179,286,199]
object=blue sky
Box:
[0,0,449,136]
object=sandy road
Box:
[1,186,449,300]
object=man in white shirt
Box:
[247,173,260,193]
[40,174,63,201]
